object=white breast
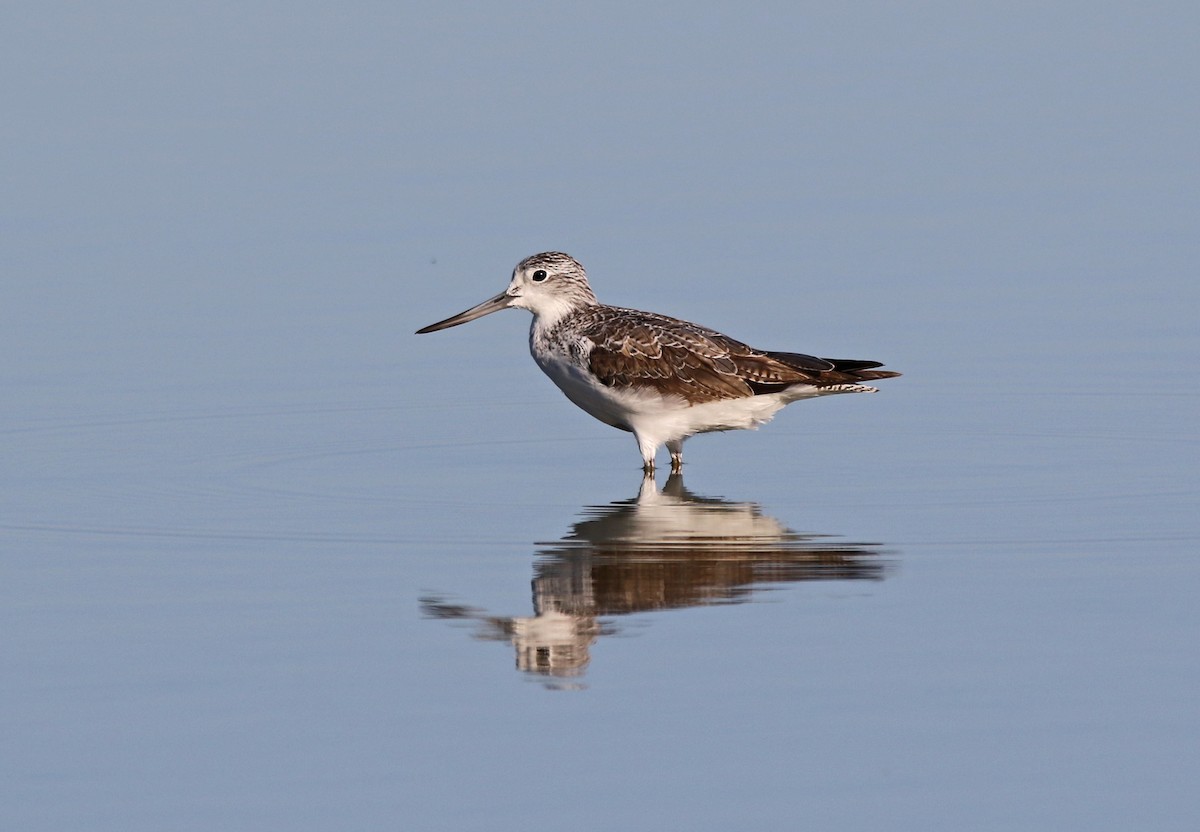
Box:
[532,345,639,432]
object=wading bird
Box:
[417,252,899,471]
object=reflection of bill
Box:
[421,473,891,688]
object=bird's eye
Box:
[531,269,548,282]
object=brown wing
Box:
[580,308,845,404]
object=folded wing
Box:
[580,308,899,404]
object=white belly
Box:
[532,348,826,443]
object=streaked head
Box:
[416,251,598,334]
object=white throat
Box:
[515,293,589,332]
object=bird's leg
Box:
[636,434,659,474]
[666,439,684,473]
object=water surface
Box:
[4,3,1198,831]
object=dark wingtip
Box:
[763,350,837,372]
[854,369,902,381]
[826,358,884,371]
[823,358,901,381]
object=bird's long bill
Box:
[415,291,511,334]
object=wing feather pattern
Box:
[572,308,899,405]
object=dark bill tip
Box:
[416,291,511,334]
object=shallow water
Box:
[6,339,1197,830]
[4,4,1199,830]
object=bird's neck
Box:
[529,297,597,333]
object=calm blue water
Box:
[4,4,1198,830]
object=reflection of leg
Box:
[666,439,684,472]
[636,469,659,500]
[661,470,687,498]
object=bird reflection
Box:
[421,473,889,688]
